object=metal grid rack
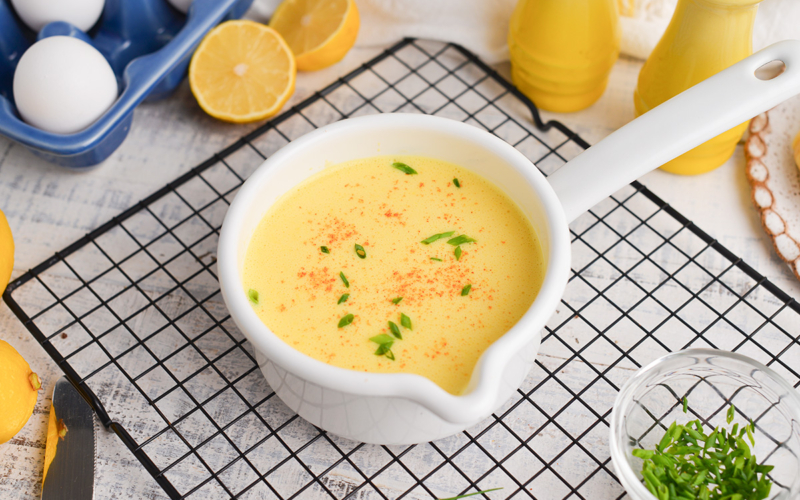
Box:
[4,38,800,500]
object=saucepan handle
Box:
[548,40,800,223]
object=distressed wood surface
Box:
[1,40,799,500]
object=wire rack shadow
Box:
[4,38,800,500]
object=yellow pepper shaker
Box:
[634,0,763,175]
[508,0,621,113]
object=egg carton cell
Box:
[0,0,253,168]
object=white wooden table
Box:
[1,43,798,500]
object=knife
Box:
[42,377,96,500]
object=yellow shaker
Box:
[508,0,621,113]
[634,0,763,175]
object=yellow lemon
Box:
[42,404,67,486]
[189,20,296,123]
[0,340,40,444]
[269,0,360,72]
[793,130,800,172]
[0,209,13,297]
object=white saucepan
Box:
[218,41,800,444]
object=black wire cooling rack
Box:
[4,38,800,500]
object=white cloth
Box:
[248,0,800,64]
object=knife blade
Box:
[42,377,96,500]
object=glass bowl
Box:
[610,348,800,500]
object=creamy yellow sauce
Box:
[242,155,544,394]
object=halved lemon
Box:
[189,20,296,123]
[269,0,360,72]
[1,209,13,297]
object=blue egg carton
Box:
[0,0,253,169]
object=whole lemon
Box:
[0,209,12,296]
[0,340,41,444]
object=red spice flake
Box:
[278,304,286,312]
[419,183,424,188]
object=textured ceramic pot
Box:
[218,41,800,444]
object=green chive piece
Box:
[338,314,354,328]
[338,293,349,305]
[340,271,349,288]
[247,289,259,305]
[447,234,476,246]
[438,488,503,500]
[461,284,471,296]
[400,313,412,330]
[355,244,367,259]
[455,246,462,261]
[374,343,392,355]
[389,321,402,339]
[421,231,455,245]
[746,423,755,446]
[320,246,330,254]
[727,404,735,424]
[392,162,418,175]
[453,178,461,188]
[391,297,403,305]
[385,350,396,361]
[370,334,394,345]
[683,397,688,413]
[431,257,442,262]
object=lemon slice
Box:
[793,130,800,172]
[189,20,296,123]
[269,0,360,72]
[0,209,13,297]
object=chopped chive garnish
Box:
[391,297,403,305]
[338,293,349,305]
[340,271,349,288]
[338,314,354,328]
[431,257,442,262]
[370,334,396,360]
[400,313,412,330]
[682,396,688,413]
[370,334,394,345]
[633,400,773,500]
[421,231,455,245]
[355,244,367,259]
[320,246,330,254]
[454,246,462,260]
[389,321,402,339]
[461,284,471,296]
[438,488,503,500]
[453,178,461,188]
[247,289,259,305]
[374,343,392,355]
[392,162,417,175]
[447,234,476,246]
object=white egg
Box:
[13,37,118,135]
[11,0,105,32]
[166,0,193,14]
